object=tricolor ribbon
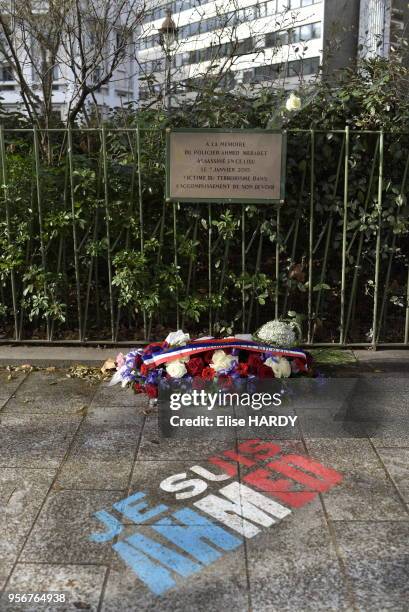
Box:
[142,338,307,368]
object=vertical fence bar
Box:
[307,130,315,343]
[275,204,280,319]
[344,136,380,341]
[136,126,147,340]
[208,203,212,335]
[340,126,350,344]
[33,127,51,340]
[372,130,384,350]
[0,127,19,340]
[67,125,83,340]
[378,150,409,341]
[101,126,115,341]
[242,205,246,332]
[173,201,180,329]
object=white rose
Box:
[165,330,190,347]
[211,350,236,372]
[285,93,302,112]
[166,360,187,378]
[270,357,292,378]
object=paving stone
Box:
[1,563,106,612]
[0,371,26,407]
[55,409,144,490]
[305,439,407,520]
[0,560,13,591]
[370,435,409,448]
[334,521,409,611]
[91,383,146,408]
[246,501,351,611]
[0,414,81,469]
[0,468,56,563]
[137,417,237,461]
[305,438,381,472]
[377,448,409,502]
[19,490,124,564]
[100,526,248,612]
[86,404,145,426]
[3,371,96,415]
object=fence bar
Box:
[340,127,350,344]
[378,150,409,341]
[242,205,246,332]
[0,126,19,340]
[101,126,115,341]
[372,130,384,350]
[275,205,280,319]
[208,203,212,335]
[33,127,51,341]
[173,202,180,329]
[307,130,315,343]
[67,126,83,341]
[344,136,380,341]
[136,127,147,340]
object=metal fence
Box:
[0,126,408,347]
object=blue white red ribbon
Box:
[142,338,307,368]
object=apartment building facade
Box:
[0,3,136,119]
[137,0,407,103]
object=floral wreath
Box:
[110,321,314,400]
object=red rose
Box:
[257,364,274,379]
[192,377,206,390]
[133,382,144,394]
[237,362,249,378]
[202,366,216,380]
[292,357,307,374]
[145,383,158,398]
[134,354,143,369]
[202,350,215,364]
[186,357,205,377]
[247,353,263,374]
[218,374,233,389]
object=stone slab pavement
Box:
[0,367,408,611]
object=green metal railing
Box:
[0,126,408,347]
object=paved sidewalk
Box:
[0,369,408,611]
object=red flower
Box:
[247,353,263,374]
[237,362,249,378]
[140,364,149,377]
[218,374,233,389]
[134,354,143,369]
[292,357,307,374]
[202,350,215,364]
[202,366,216,380]
[257,364,274,379]
[186,357,205,377]
[133,382,144,394]
[145,383,158,398]
[192,377,207,390]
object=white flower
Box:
[264,357,278,371]
[165,330,190,347]
[272,357,292,378]
[210,349,236,372]
[166,359,187,378]
[285,93,302,112]
[254,320,297,347]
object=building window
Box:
[0,65,13,81]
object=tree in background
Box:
[0,0,144,128]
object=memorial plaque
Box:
[166,129,286,203]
